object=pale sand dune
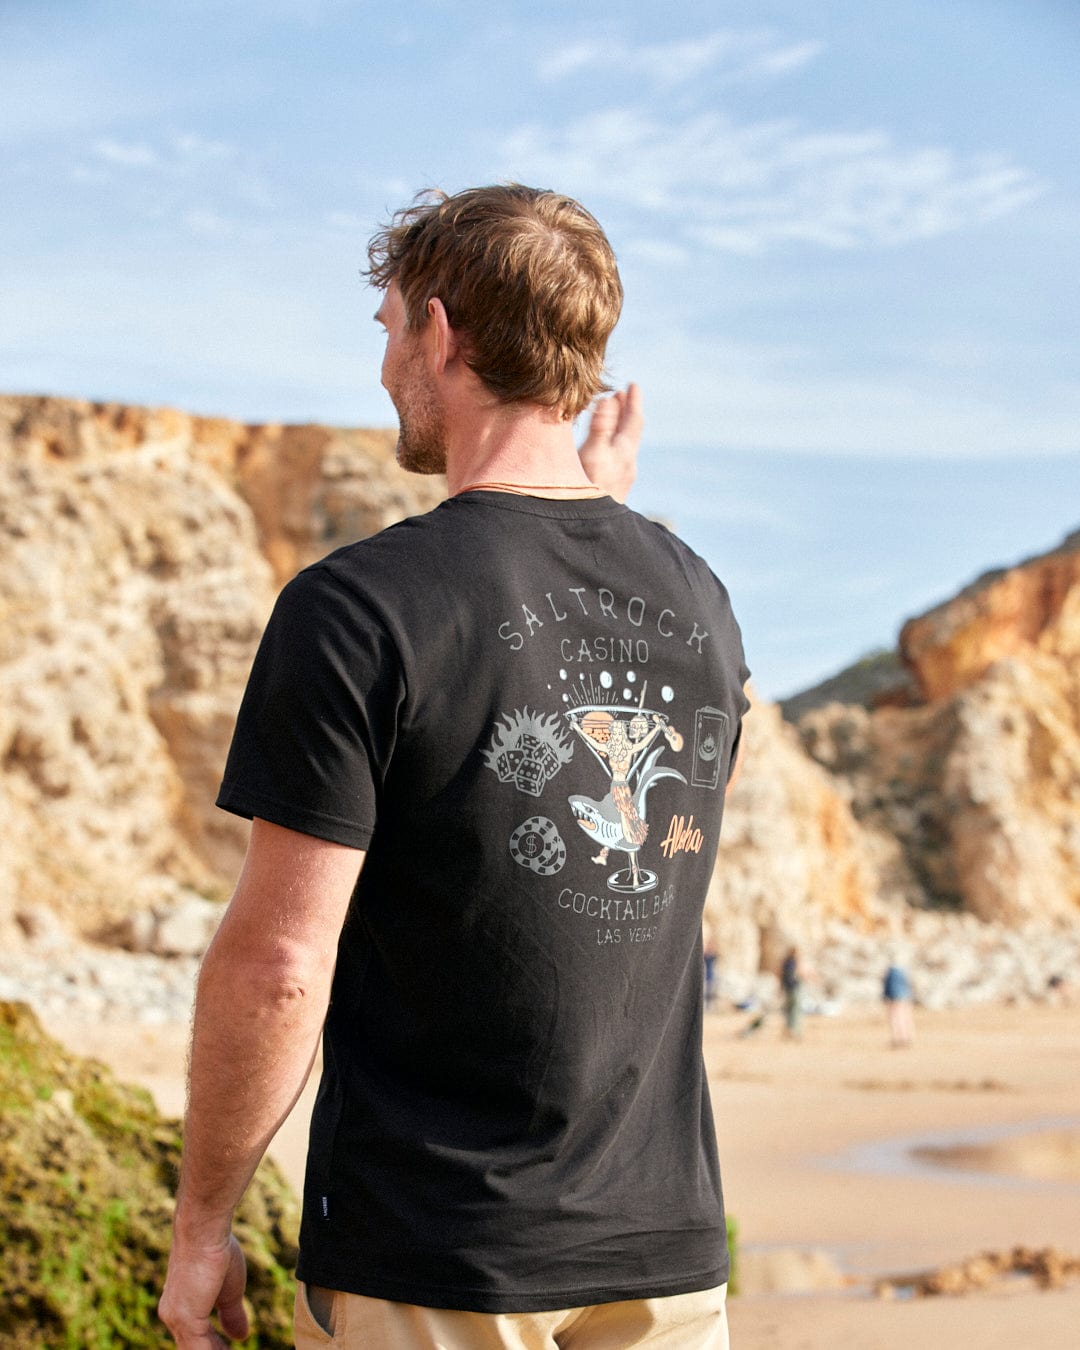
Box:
[52,1001,1080,1350]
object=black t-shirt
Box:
[218,491,750,1313]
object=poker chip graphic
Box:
[509,816,566,876]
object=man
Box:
[160,184,750,1349]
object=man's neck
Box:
[445,404,599,499]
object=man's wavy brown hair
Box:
[366,184,623,420]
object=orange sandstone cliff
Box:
[0,395,442,941]
[792,530,1080,927]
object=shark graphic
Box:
[568,747,687,892]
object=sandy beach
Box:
[51,1000,1080,1349]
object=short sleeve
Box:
[216,564,403,848]
[707,572,751,782]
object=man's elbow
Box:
[198,930,336,1012]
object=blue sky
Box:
[3,0,1078,696]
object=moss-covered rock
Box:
[0,1002,299,1348]
[725,1213,739,1297]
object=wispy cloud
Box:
[93,138,160,168]
[325,210,370,232]
[745,40,824,78]
[500,111,1046,254]
[88,132,234,175]
[538,29,823,88]
[69,132,264,239]
[183,209,232,236]
[0,52,161,143]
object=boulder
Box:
[0,1000,299,1347]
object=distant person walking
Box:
[781,946,803,1040]
[883,962,915,1047]
[703,926,719,1011]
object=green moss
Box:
[0,1002,299,1348]
[725,1213,739,1297]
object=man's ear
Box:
[426,297,459,373]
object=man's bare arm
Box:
[159,818,364,1349]
[578,382,643,503]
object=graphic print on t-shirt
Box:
[482,708,576,796]
[564,698,686,893]
[485,576,732,940]
[690,705,731,790]
[508,815,567,876]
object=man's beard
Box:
[395,410,446,475]
[392,355,447,476]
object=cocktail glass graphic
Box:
[565,703,685,893]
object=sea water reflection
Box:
[823,1115,1080,1190]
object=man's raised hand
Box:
[578,383,643,503]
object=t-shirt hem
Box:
[216,786,374,850]
[292,1260,729,1314]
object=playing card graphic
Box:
[690,706,730,790]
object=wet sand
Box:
[53,1001,1080,1349]
[706,1002,1080,1348]
[912,1126,1080,1182]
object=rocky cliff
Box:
[700,526,1080,995]
[899,531,1080,703]
[786,529,1080,930]
[704,696,880,978]
[1,395,1077,994]
[0,395,442,943]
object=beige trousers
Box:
[294,1281,729,1349]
